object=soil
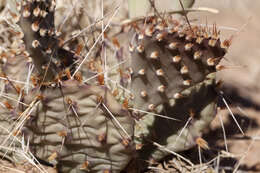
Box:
[191,1,260,172]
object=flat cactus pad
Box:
[128,17,228,162]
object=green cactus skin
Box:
[23,80,135,172]
[0,79,135,173]
[135,73,217,161]
[0,0,231,172]
[130,19,225,114]
[18,0,78,82]
[0,49,135,172]
[128,17,227,163]
[0,1,136,172]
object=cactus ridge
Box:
[0,1,233,172]
[23,81,135,172]
[0,1,136,172]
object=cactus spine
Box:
[0,0,232,172]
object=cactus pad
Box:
[0,1,135,172]
[0,0,233,172]
[129,17,228,162]
[23,81,135,172]
[130,18,226,114]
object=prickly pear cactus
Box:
[0,0,232,172]
[0,0,135,172]
[128,17,228,162]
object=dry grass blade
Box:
[72,5,121,77]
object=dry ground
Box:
[191,1,260,172]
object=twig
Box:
[121,7,219,26]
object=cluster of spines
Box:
[6,1,136,172]
[16,0,80,84]
[1,1,234,172]
[18,0,57,50]
[129,17,228,113]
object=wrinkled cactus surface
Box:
[0,0,231,172]
[24,81,135,172]
[0,0,135,172]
